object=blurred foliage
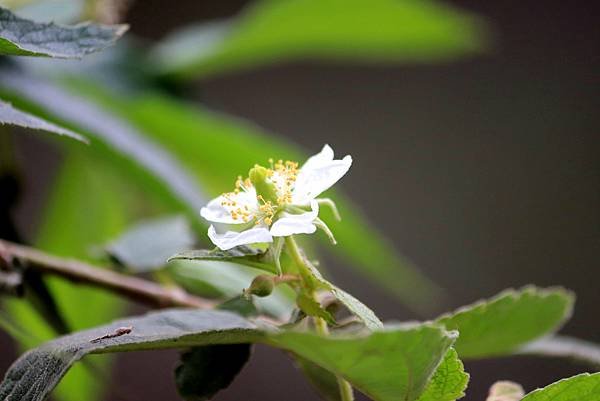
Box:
[152,0,488,79]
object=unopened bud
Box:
[249,165,278,204]
[246,275,274,297]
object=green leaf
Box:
[106,215,196,272]
[296,293,336,326]
[0,6,126,58]
[415,348,468,401]
[268,325,457,401]
[169,246,276,274]
[151,0,488,79]
[301,259,383,330]
[295,346,468,401]
[175,344,252,401]
[435,286,575,359]
[0,100,87,142]
[0,69,442,312]
[521,372,600,401]
[0,308,457,401]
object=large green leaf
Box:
[151,0,487,79]
[4,153,135,401]
[0,6,126,58]
[296,347,469,401]
[267,325,457,401]
[0,100,87,142]
[0,68,442,312]
[435,286,574,359]
[521,373,600,401]
[0,308,458,401]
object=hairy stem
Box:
[0,239,215,309]
[285,235,355,401]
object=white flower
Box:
[200,144,352,250]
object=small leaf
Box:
[169,246,276,274]
[0,100,87,142]
[435,286,574,358]
[175,344,251,401]
[0,308,457,401]
[151,0,488,79]
[415,348,469,401]
[296,293,336,326]
[106,215,196,272]
[521,372,600,401]
[302,260,383,330]
[0,6,127,58]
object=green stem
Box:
[285,235,354,401]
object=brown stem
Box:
[0,239,216,309]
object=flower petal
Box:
[200,188,258,224]
[293,145,352,204]
[208,225,273,250]
[270,201,319,237]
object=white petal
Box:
[270,201,319,237]
[208,225,272,250]
[293,145,352,204]
[301,144,335,172]
[200,188,258,224]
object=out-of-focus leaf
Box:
[294,356,341,401]
[485,381,524,401]
[106,215,196,272]
[175,344,251,401]
[168,260,294,321]
[435,286,574,359]
[0,308,458,401]
[519,335,600,367]
[8,0,84,24]
[0,6,126,58]
[169,246,276,274]
[151,0,488,79]
[0,69,442,312]
[0,100,87,142]
[4,153,134,401]
[415,348,468,401]
[0,68,207,217]
[520,373,600,401]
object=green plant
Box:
[0,2,598,401]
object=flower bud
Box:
[246,274,274,297]
[249,165,278,204]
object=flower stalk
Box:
[284,235,355,401]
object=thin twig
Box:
[0,239,216,309]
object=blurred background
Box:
[1,0,599,400]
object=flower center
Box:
[268,158,299,205]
